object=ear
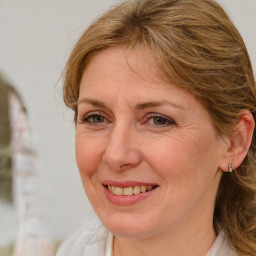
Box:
[219,110,255,172]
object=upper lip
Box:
[102,180,159,188]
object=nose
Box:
[103,124,142,171]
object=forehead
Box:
[79,47,209,116]
[81,46,164,88]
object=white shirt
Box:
[57,222,237,256]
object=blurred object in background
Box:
[0,73,54,256]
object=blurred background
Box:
[0,0,255,254]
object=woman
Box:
[57,0,256,255]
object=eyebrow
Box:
[135,101,188,111]
[78,98,188,111]
[78,98,107,108]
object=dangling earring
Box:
[228,164,232,173]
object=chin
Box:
[98,211,159,239]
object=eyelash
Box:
[79,112,175,128]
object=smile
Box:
[103,182,159,205]
[107,185,157,196]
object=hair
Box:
[63,0,256,255]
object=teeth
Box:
[124,186,133,196]
[146,185,152,191]
[114,187,124,196]
[133,186,141,195]
[107,185,155,195]
[141,185,146,193]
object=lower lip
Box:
[103,185,158,206]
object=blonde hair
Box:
[63,0,256,255]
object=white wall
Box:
[0,0,255,242]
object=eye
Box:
[146,114,175,127]
[150,116,168,125]
[80,113,108,125]
[85,114,105,123]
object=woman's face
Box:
[76,46,228,239]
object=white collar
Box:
[105,232,114,256]
[104,231,236,256]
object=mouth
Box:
[104,184,158,196]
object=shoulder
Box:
[56,222,108,256]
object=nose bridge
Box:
[103,121,140,170]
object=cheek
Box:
[75,134,106,212]
[145,136,199,173]
[145,132,219,186]
[145,135,221,218]
[75,133,104,178]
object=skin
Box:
[75,46,233,256]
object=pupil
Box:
[154,117,165,125]
[94,116,104,122]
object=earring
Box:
[228,164,232,173]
